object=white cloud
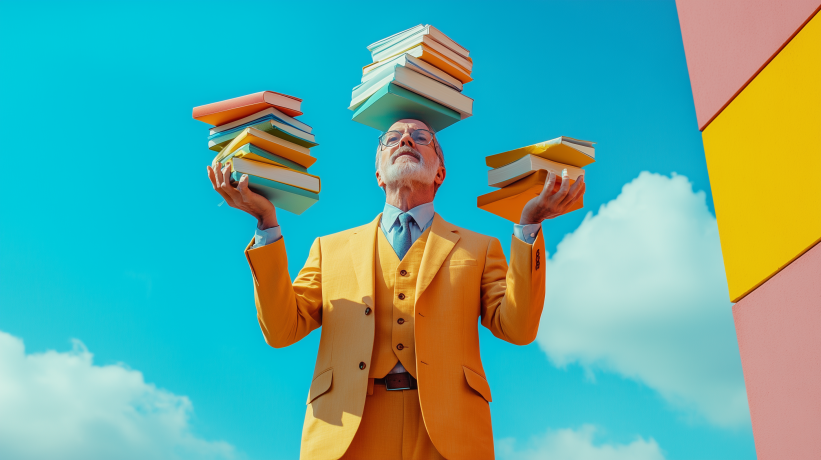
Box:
[497,425,665,460]
[537,172,750,427]
[0,330,236,460]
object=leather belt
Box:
[374,372,418,391]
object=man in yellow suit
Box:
[207,119,585,460]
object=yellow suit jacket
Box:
[244,213,546,460]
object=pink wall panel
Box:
[675,0,821,130]
[733,242,821,460]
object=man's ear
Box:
[435,166,446,187]
[376,169,386,188]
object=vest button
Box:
[400,269,408,276]
[359,362,366,370]
[364,307,371,315]
[397,318,405,324]
[398,293,406,300]
[396,343,404,350]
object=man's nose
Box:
[400,133,415,148]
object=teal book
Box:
[351,83,461,131]
[220,143,308,173]
[229,171,318,215]
[209,119,318,151]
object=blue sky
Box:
[0,1,756,459]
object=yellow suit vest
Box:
[370,227,430,378]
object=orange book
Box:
[193,91,303,126]
[216,127,316,169]
[477,170,582,223]
[363,44,472,84]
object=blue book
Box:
[230,171,318,215]
[209,113,311,137]
[352,83,461,132]
[209,119,318,151]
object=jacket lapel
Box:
[349,214,382,307]
[415,213,460,305]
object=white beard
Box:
[379,146,439,188]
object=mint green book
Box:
[229,171,318,215]
[209,119,318,151]
[351,83,461,131]
[220,143,308,173]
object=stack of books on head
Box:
[192,91,320,215]
[477,137,596,222]
[349,24,474,132]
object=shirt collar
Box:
[381,202,435,231]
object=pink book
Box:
[193,91,303,126]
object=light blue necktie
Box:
[393,213,414,260]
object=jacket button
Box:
[396,343,404,350]
[397,318,405,324]
[364,307,371,315]
[359,362,366,370]
[398,293,406,300]
[400,269,408,276]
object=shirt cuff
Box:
[513,223,541,244]
[251,225,282,249]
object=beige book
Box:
[489,155,585,188]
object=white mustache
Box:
[390,146,422,164]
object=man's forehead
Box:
[388,119,430,131]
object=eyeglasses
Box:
[377,129,435,148]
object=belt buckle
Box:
[385,373,412,391]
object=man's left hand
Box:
[519,171,586,225]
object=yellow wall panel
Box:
[702,12,821,302]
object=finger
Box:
[560,174,585,206]
[207,165,218,188]
[564,181,587,208]
[237,174,253,203]
[540,171,557,199]
[213,159,226,186]
[208,165,232,201]
[220,163,244,202]
[551,169,572,204]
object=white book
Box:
[362,53,463,91]
[368,24,469,59]
[371,35,472,72]
[349,65,473,118]
[230,157,321,193]
[209,107,312,136]
[559,137,596,159]
[488,154,585,188]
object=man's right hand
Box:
[207,160,279,229]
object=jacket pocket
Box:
[449,259,478,266]
[463,366,492,402]
[306,368,333,404]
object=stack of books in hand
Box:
[192,91,320,215]
[478,137,596,222]
[349,24,474,131]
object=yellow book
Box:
[486,137,595,169]
[363,43,472,84]
[217,127,316,169]
[478,170,582,223]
